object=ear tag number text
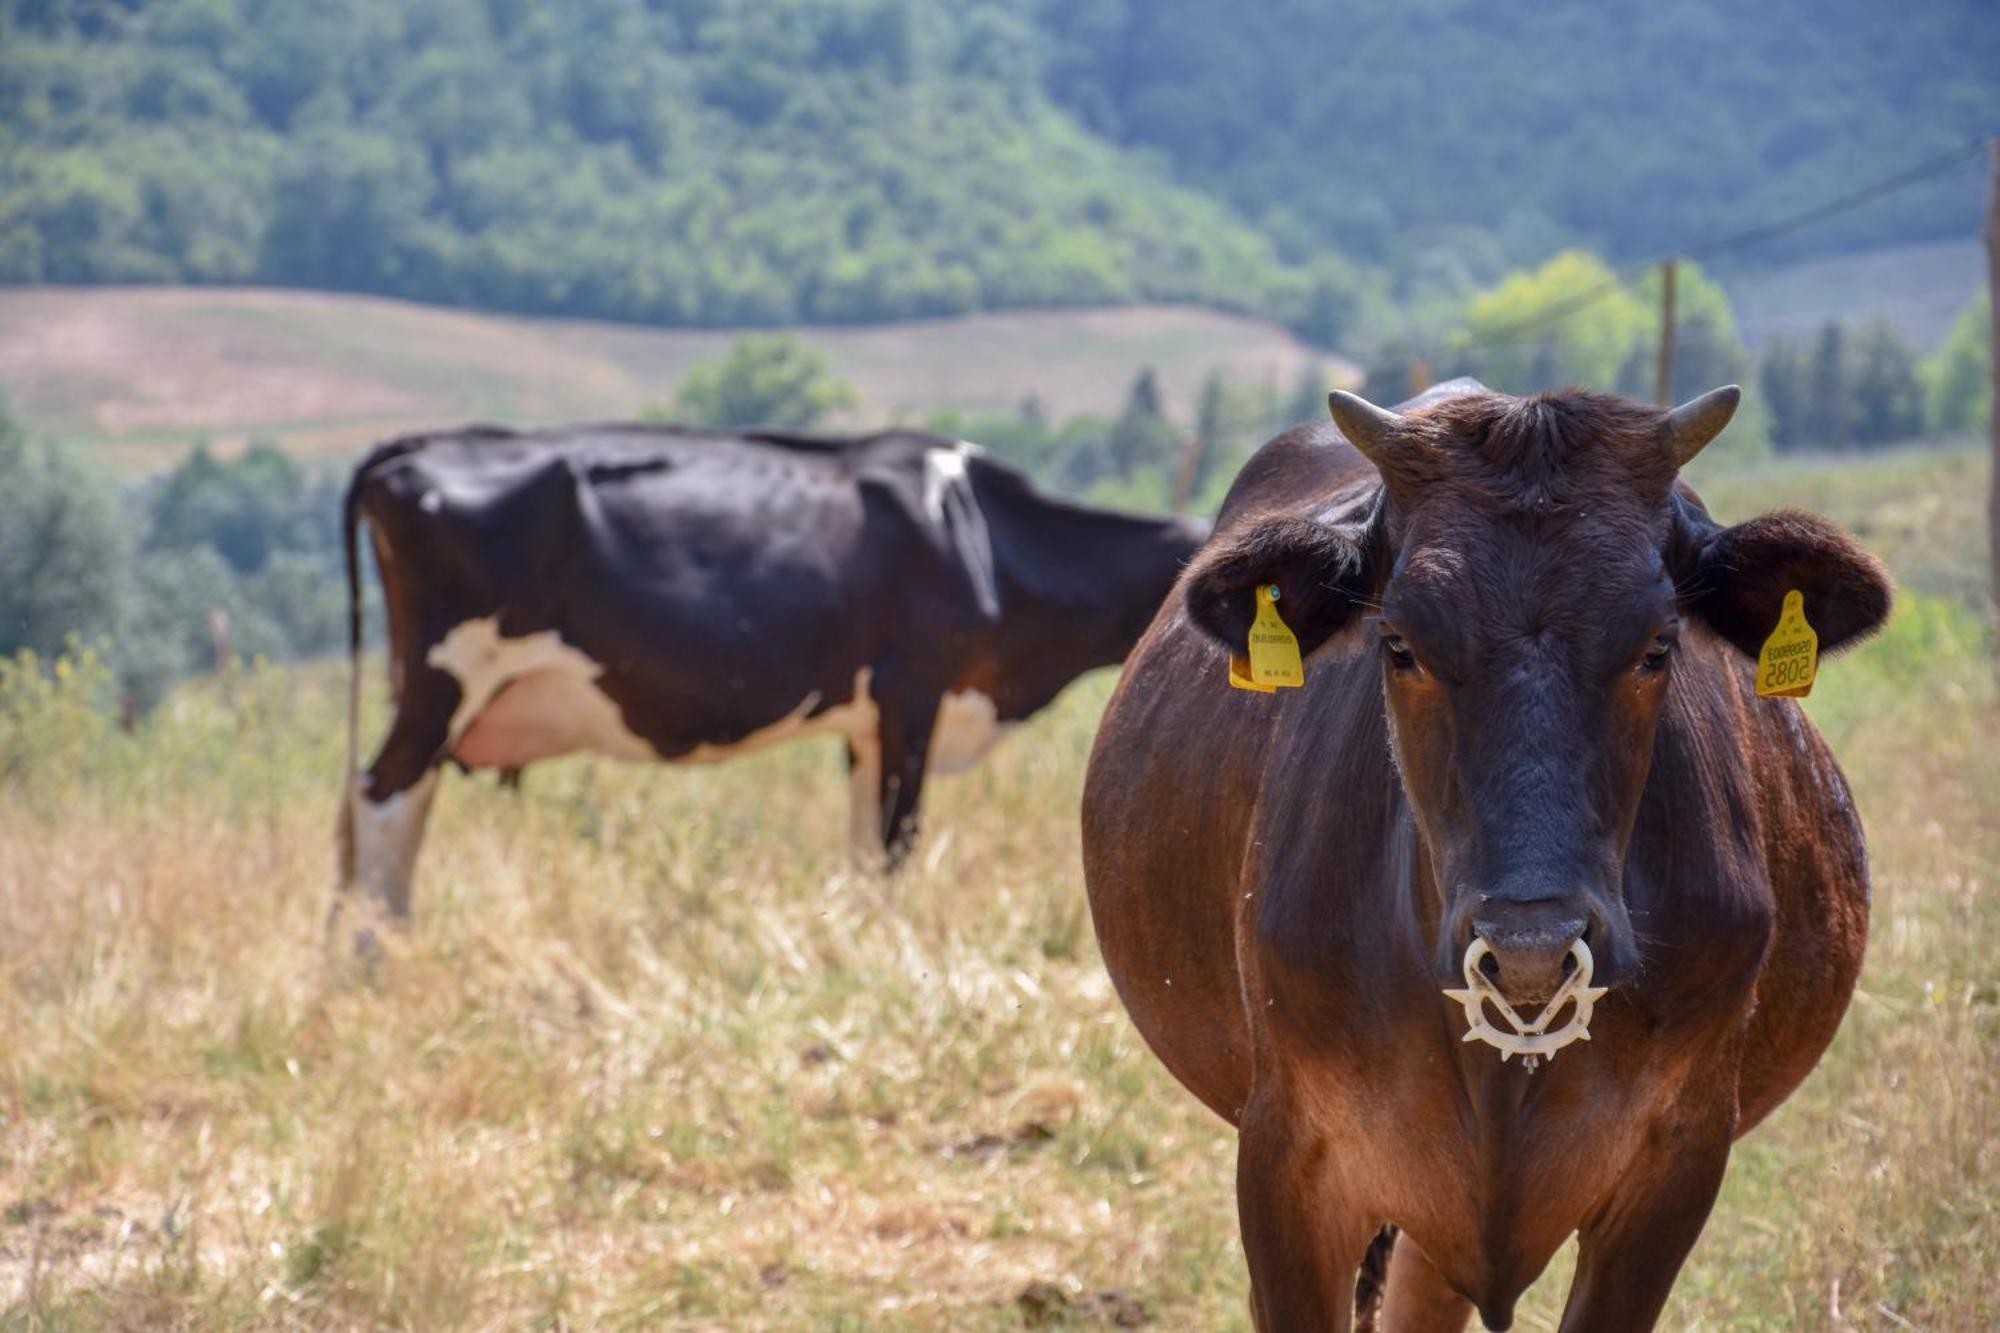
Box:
[1755,589,1818,699]
[1229,584,1304,691]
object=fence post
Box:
[1654,258,1679,406]
[1986,138,1999,671]
[1171,432,1204,515]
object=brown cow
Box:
[1081,380,1889,1331]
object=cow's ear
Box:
[1183,515,1377,657]
[1678,507,1891,658]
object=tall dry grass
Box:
[2,446,1995,1330]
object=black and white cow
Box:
[336,422,1207,919]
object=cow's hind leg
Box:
[334,682,453,944]
[870,684,940,870]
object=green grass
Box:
[1691,438,1990,608]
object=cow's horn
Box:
[1327,390,1407,466]
[1664,385,1741,467]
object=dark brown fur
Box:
[1082,384,1888,1330]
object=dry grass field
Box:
[0,287,1336,474]
[2,444,1995,1330]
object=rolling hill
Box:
[2,0,1992,341]
[0,285,1339,472]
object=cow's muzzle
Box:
[1443,938,1607,1070]
[1469,913,1588,1005]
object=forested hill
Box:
[3,0,1995,337]
[1043,0,1999,266]
[0,0,1301,327]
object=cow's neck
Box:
[981,509,1200,716]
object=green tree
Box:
[0,394,127,660]
[1759,339,1811,450]
[666,334,859,430]
[1461,251,1653,393]
[1804,323,1853,449]
[1189,370,1230,504]
[1283,364,1330,428]
[145,441,331,573]
[1294,256,1374,350]
[1921,292,1992,435]
[1848,317,1923,446]
[1103,366,1180,481]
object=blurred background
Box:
[1,0,1995,710]
[0,3,1996,1329]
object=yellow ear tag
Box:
[1755,589,1818,698]
[1227,654,1275,692]
[1235,583,1305,690]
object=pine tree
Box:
[1804,323,1851,449]
[1107,367,1175,479]
[1848,317,1923,447]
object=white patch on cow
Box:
[677,668,878,765]
[343,769,440,916]
[922,442,975,522]
[426,617,655,766]
[928,688,1013,775]
[418,488,444,514]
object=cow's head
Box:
[1184,385,1889,1009]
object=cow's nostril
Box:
[1478,950,1502,981]
[1560,951,1577,977]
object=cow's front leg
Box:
[334,673,453,949]
[1237,1092,1375,1331]
[869,685,941,869]
[1557,1123,1732,1332]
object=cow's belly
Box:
[429,615,1015,778]
[453,666,656,768]
[671,670,877,764]
[431,618,659,768]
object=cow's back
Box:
[352,425,956,760]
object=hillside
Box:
[0,0,1301,328]
[1048,0,1999,267]
[3,0,1993,337]
[1725,238,1987,350]
[0,286,1337,472]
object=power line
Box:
[1372,134,1992,378]
[1681,137,1989,264]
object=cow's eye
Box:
[1638,634,1675,674]
[1382,633,1418,672]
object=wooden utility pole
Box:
[1171,431,1204,515]
[1987,138,1999,668]
[1654,257,1679,406]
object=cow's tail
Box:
[342,464,368,791]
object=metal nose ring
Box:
[1443,938,1608,1071]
